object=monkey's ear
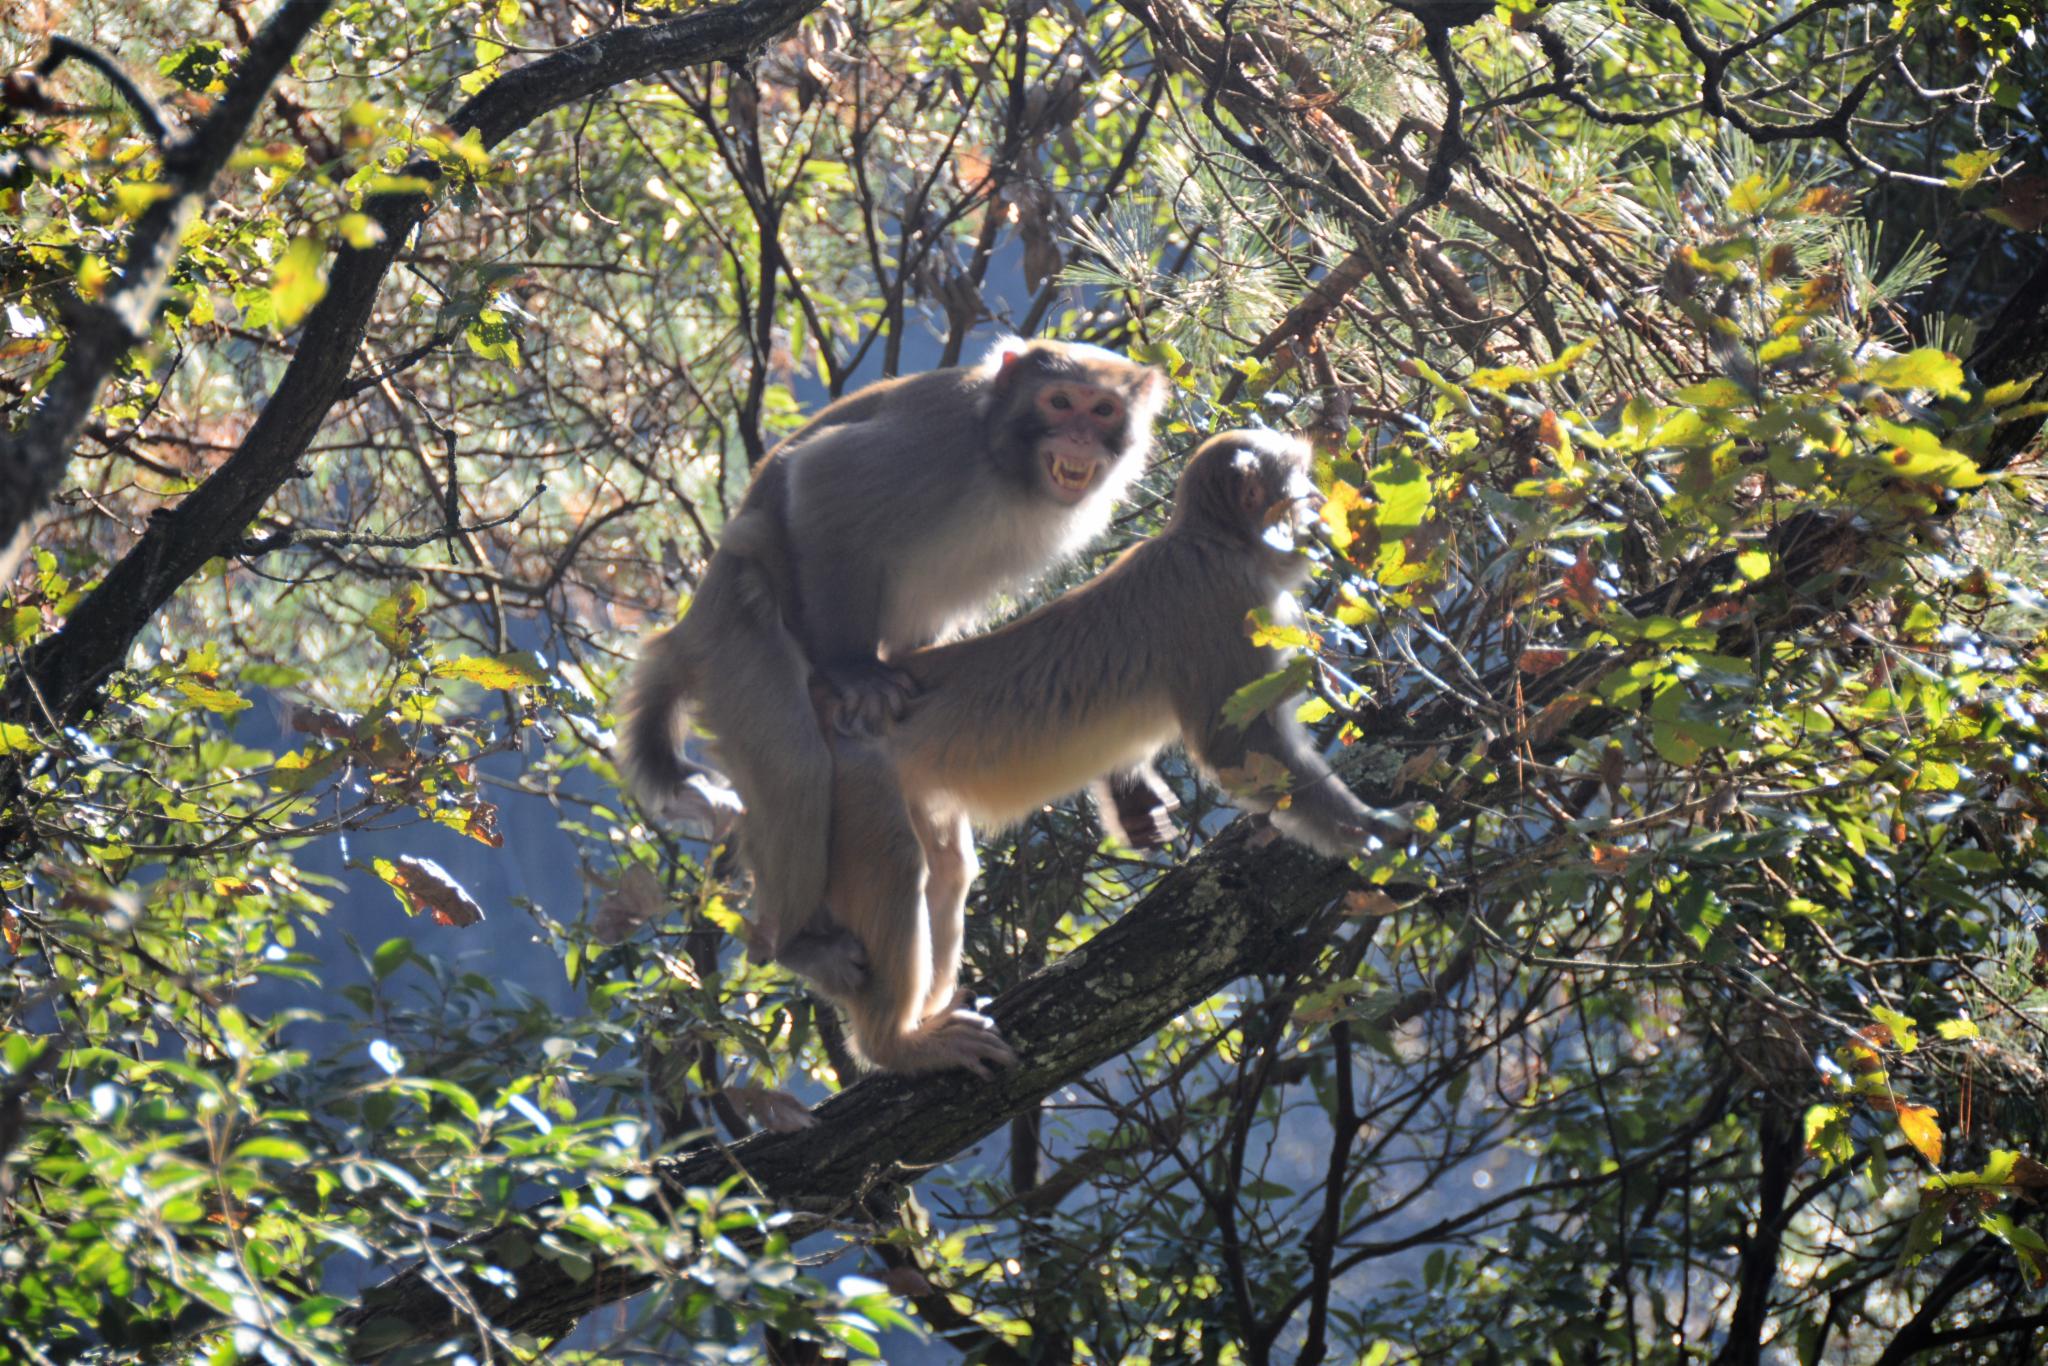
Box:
[1232,450,1269,520]
[980,334,1032,383]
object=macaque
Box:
[618,339,1170,992]
[810,429,1410,1074]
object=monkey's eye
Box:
[1049,393,1072,410]
[1093,401,1116,418]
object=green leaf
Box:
[1804,1102,1853,1173]
[1219,656,1316,731]
[1675,378,1752,409]
[1982,1212,2048,1287]
[173,678,251,714]
[233,1137,312,1163]
[1368,456,1433,538]
[368,582,429,652]
[271,236,328,328]
[335,213,386,248]
[1735,550,1771,581]
[466,309,523,367]
[1727,173,1790,216]
[1871,1005,1919,1053]
[1867,418,1985,489]
[431,651,549,691]
[371,938,411,980]
[1859,349,1967,399]
[1944,148,2000,189]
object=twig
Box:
[36,36,169,145]
[229,484,545,558]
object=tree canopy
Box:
[2,0,2046,1361]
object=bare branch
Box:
[35,35,169,144]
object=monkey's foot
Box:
[1118,805,1180,849]
[902,991,1015,1077]
[820,659,920,737]
[651,771,746,841]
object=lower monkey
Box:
[799,429,1409,1074]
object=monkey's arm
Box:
[796,554,918,735]
[1187,697,1406,859]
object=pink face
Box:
[1033,381,1128,503]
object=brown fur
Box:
[809,430,1409,1074]
[617,340,1167,991]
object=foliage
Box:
[2,0,2046,1361]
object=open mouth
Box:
[1046,454,1099,495]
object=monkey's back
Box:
[888,531,1278,827]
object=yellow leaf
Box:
[271,236,327,327]
[335,213,385,248]
[1897,1103,1943,1165]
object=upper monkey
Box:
[617,339,1169,986]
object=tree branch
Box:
[0,0,826,738]
[0,0,333,584]
[35,36,170,144]
[336,820,1360,1352]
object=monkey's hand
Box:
[818,658,921,737]
[1338,801,1422,855]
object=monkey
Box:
[617,338,1171,994]
[804,428,1411,1074]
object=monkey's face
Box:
[1029,379,1137,504]
[1180,430,1323,566]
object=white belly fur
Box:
[881,486,1113,650]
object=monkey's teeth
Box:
[1051,458,1095,490]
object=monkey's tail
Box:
[616,618,744,840]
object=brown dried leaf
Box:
[1527,691,1590,745]
[880,1265,935,1298]
[594,863,670,945]
[1343,888,1400,918]
[1588,844,1633,875]
[954,143,992,190]
[461,800,503,849]
[1392,744,1441,795]
[383,855,486,927]
[1987,174,2048,233]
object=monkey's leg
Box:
[773,913,871,999]
[824,749,1011,1076]
[1093,765,1181,849]
[691,569,842,963]
[910,806,977,1022]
